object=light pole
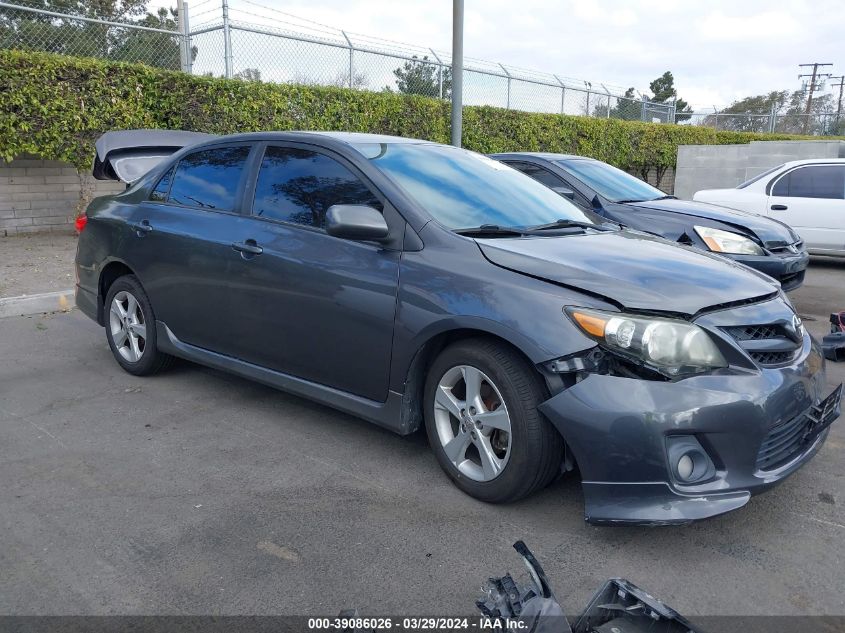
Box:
[451,0,464,147]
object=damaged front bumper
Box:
[729,249,809,292]
[539,338,841,525]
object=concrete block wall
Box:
[674,140,845,200]
[0,156,124,236]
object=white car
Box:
[694,159,845,257]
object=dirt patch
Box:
[0,231,78,298]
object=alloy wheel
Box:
[109,290,147,363]
[433,365,512,482]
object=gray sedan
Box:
[75,130,840,524]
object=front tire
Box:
[104,275,173,376]
[423,338,563,503]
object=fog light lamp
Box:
[677,454,694,480]
[666,436,716,484]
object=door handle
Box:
[232,240,263,256]
[132,220,153,235]
[771,204,788,211]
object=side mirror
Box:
[551,186,575,200]
[591,194,604,211]
[325,205,390,242]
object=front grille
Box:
[750,351,795,365]
[768,240,804,255]
[723,323,801,367]
[756,386,842,471]
[728,325,781,340]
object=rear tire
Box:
[104,275,173,376]
[423,338,563,503]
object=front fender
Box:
[389,242,607,392]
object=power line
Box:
[798,62,833,133]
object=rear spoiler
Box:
[92,129,218,183]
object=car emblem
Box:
[787,314,804,341]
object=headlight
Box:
[694,225,763,255]
[566,307,727,377]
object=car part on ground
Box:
[76,130,840,524]
[339,541,700,633]
[479,541,700,633]
[823,312,845,361]
[490,152,809,291]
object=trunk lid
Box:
[93,129,218,183]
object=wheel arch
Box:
[398,324,555,436]
[96,259,137,325]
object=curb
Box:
[0,289,75,319]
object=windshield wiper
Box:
[524,219,614,232]
[617,195,675,203]
[454,224,526,237]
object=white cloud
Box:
[696,10,802,41]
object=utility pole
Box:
[831,75,845,133]
[798,62,832,134]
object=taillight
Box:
[75,215,88,232]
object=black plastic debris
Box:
[479,541,701,633]
[823,313,845,361]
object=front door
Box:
[225,144,401,402]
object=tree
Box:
[706,89,836,134]
[0,0,194,70]
[647,71,691,122]
[389,55,451,98]
[111,7,196,70]
[606,87,642,121]
[234,67,261,82]
[331,70,369,90]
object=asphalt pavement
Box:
[0,259,843,617]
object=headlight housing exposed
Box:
[694,225,763,255]
[566,308,727,377]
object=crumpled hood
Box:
[627,198,799,246]
[478,231,778,316]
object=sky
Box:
[165,0,844,110]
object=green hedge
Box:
[0,49,833,172]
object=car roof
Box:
[199,131,432,146]
[489,152,595,162]
[779,158,845,168]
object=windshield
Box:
[558,158,665,203]
[736,164,784,189]
[351,142,599,229]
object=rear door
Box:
[124,143,257,356]
[767,164,845,254]
[224,143,402,402]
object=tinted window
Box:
[507,161,590,207]
[149,165,174,202]
[508,162,566,188]
[252,147,381,228]
[168,146,251,211]
[772,165,845,199]
[350,143,600,230]
[557,159,665,203]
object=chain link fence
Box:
[5,0,840,135]
[680,111,843,136]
